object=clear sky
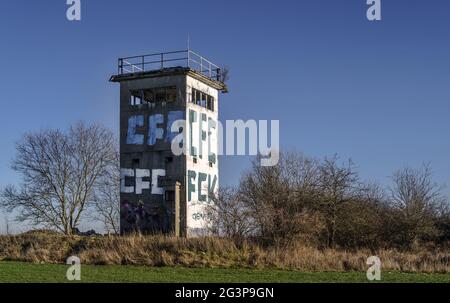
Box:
[0,0,449,232]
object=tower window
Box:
[130,91,143,105]
[191,88,215,112]
[207,95,214,111]
[155,88,166,102]
[201,93,207,107]
[166,87,177,102]
[143,89,155,103]
[132,158,140,168]
[130,86,176,106]
[195,90,201,106]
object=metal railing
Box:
[118,50,223,82]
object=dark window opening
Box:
[207,95,214,111]
[155,88,166,102]
[166,88,176,102]
[143,90,155,103]
[190,88,215,112]
[130,90,143,105]
[130,86,176,106]
[132,158,140,168]
[201,93,207,107]
[195,89,201,106]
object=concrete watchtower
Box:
[110,50,227,236]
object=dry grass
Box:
[0,232,448,273]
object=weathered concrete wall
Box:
[185,75,219,237]
[117,70,221,237]
[119,74,187,234]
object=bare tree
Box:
[315,155,361,248]
[205,187,254,241]
[239,152,322,245]
[435,201,450,245]
[389,164,443,247]
[90,154,120,234]
[204,149,449,249]
[335,182,388,249]
[0,122,117,235]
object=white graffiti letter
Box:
[148,114,164,145]
[120,169,134,193]
[135,169,150,194]
[208,118,218,164]
[151,169,166,195]
[126,115,144,145]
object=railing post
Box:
[118,51,222,78]
[187,50,190,68]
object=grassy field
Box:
[0,261,449,283]
[1,233,449,274]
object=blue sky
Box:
[0,0,450,232]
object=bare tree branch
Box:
[0,122,117,235]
